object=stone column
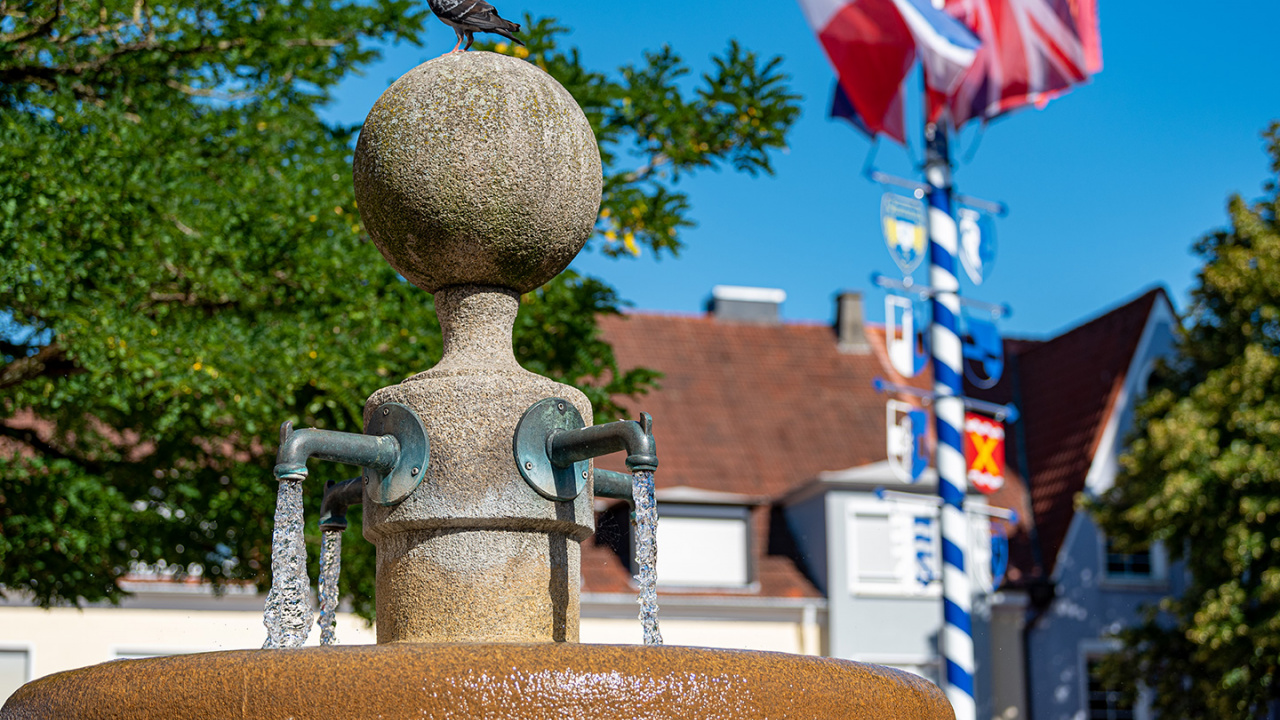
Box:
[352,52,603,644]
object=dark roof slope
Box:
[1002,287,1167,577]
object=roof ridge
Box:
[1042,285,1170,342]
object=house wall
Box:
[1028,297,1183,720]
[808,486,997,705]
[1027,513,1184,720]
[784,492,829,594]
[984,592,1028,720]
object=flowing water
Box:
[262,475,313,649]
[631,469,663,645]
[317,529,343,646]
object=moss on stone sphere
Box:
[353,52,603,294]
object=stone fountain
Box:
[1,52,953,720]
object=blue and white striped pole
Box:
[924,119,975,720]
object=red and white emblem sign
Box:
[964,413,1005,495]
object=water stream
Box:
[262,474,313,649]
[317,529,343,646]
[631,469,663,645]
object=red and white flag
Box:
[933,0,1102,127]
[800,0,981,143]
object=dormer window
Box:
[649,504,751,588]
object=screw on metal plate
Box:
[513,397,589,502]
[365,402,430,506]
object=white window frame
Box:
[845,498,941,597]
[1096,530,1168,590]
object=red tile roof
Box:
[597,313,922,498]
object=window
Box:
[1104,538,1152,578]
[1086,659,1134,720]
[1099,532,1168,588]
[652,505,750,588]
[0,649,29,703]
[846,499,940,596]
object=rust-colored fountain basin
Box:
[2,643,953,720]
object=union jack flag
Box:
[932,0,1102,127]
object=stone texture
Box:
[353,51,602,294]
[362,286,594,644]
[1,643,956,720]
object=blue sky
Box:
[323,1,1280,338]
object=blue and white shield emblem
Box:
[958,207,997,285]
[887,399,929,483]
[886,294,928,378]
[881,193,927,274]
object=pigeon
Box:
[427,0,525,55]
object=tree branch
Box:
[282,37,341,47]
[623,152,670,183]
[0,0,61,44]
[0,342,74,390]
[0,420,103,474]
[163,79,251,101]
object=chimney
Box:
[708,285,786,324]
[836,291,870,354]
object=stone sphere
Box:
[353,52,602,294]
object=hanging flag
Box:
[887,399,929,482]
[963,412,1005,494]
[801,0,913,142]
[893,0,982,94]
[962,312,1004,388]
[881,193,928,274]
[802,0,980,142]
[934,0,1102,127]
[830,82,877,137]
[886,294,929,378]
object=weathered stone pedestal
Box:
[352,52,602,643]
[363,286,593,643]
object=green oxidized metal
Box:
[513,397,589,502]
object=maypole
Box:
[798,1,1102,717]
[923,117,975,720]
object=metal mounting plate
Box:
[366,402,430,507]
[514,397,588,502]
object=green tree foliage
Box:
[1091,123,1280,717]
[0,1,800,618]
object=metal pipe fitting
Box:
[592,469,635,503]
[548,413,658,473]
[514,398,657,503]
[274,402,430,507]
[275,422,399,478]
[319,477,364,531]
